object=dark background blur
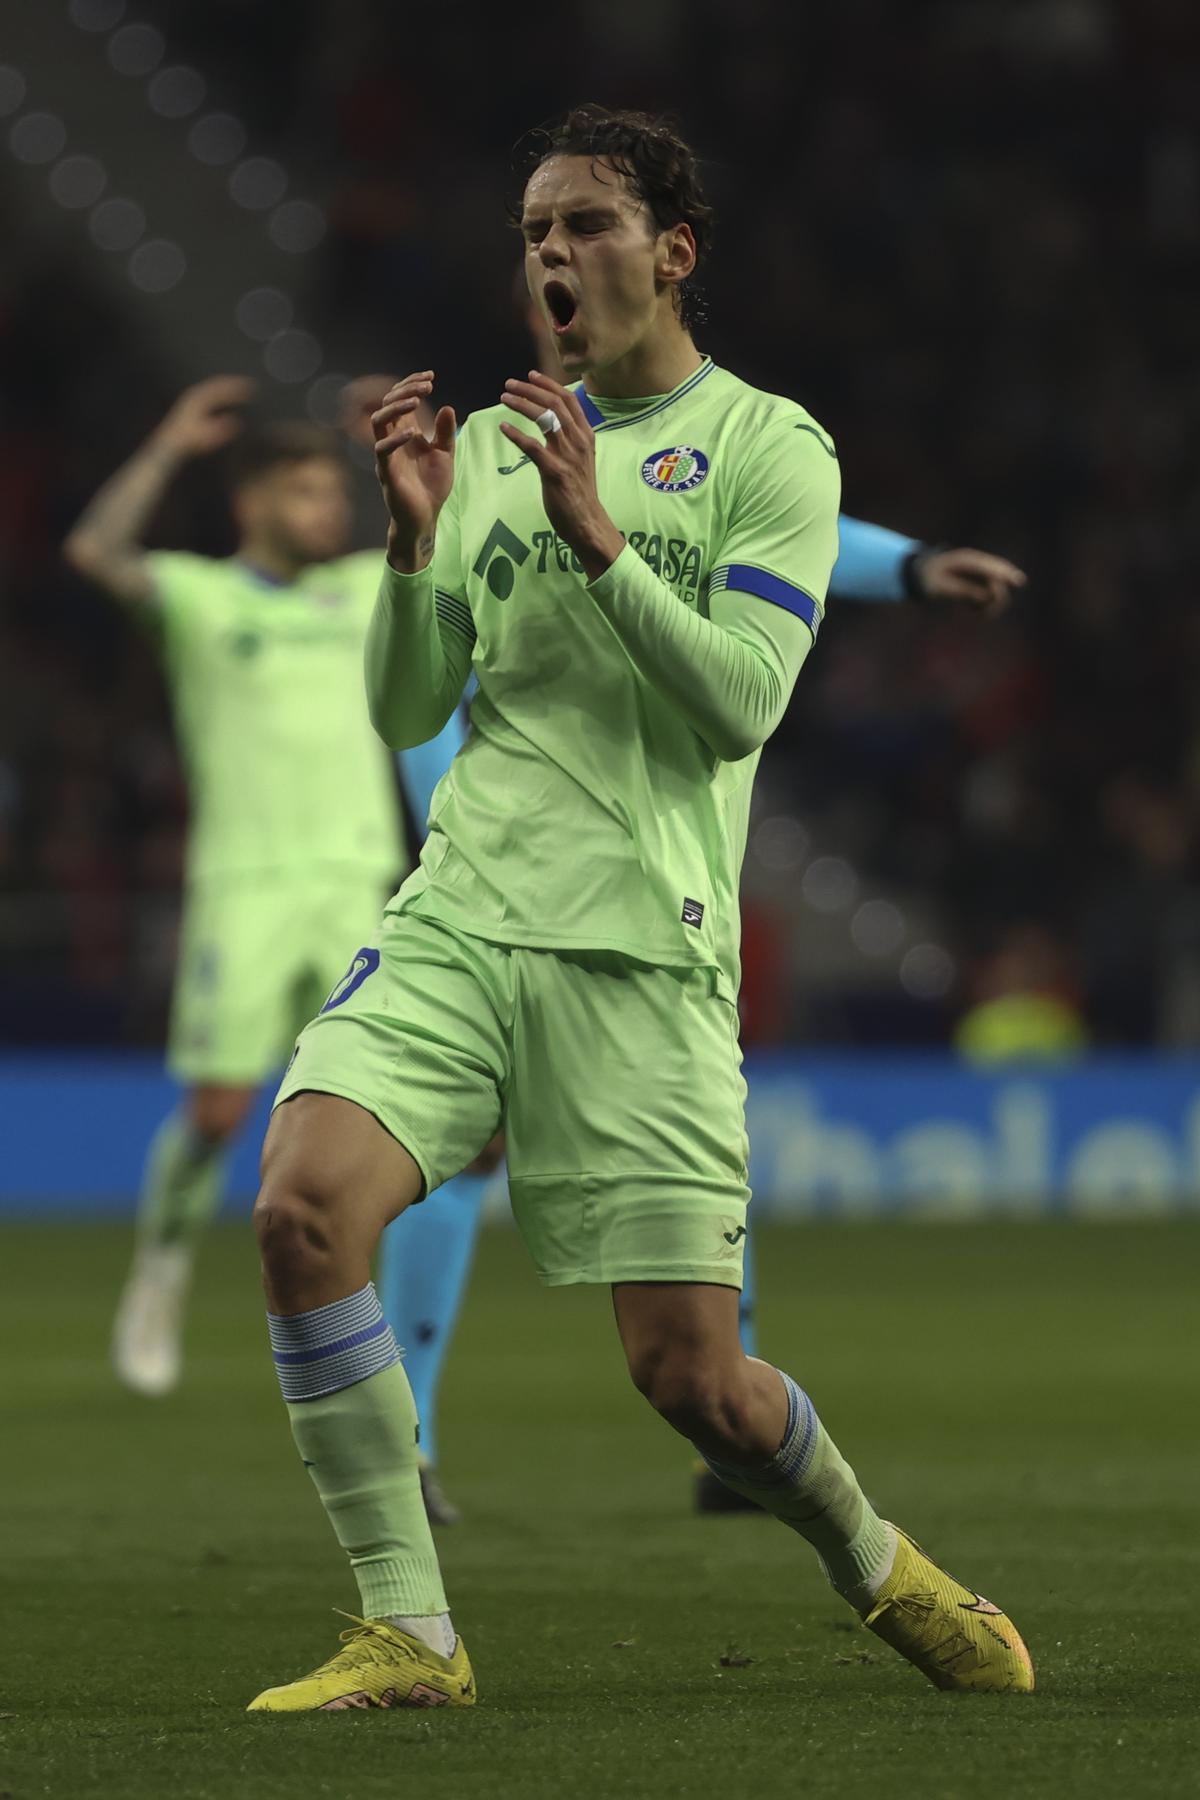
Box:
[2,0,1199,1053]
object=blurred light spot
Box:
[69,0,126,28]
[88,195,145,251]
[850,898,906,958]
[236,286,293,342]
[10,111,67,165]
[306,373,349,426]
[268,198,326,253]
[128,237,186,293]
[801,855,858,914]
[49,153,107,208]
[229,156,286,210]
[899,943,956,1001]
[753,815,809,872]
[187,112,246,165]
[147,65,205,119]
[0,67,27,118]
[264,328,322,384]
[108,23,164,77]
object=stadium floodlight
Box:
[107,23,164,78]
[850,899,906,959]
[9,111,67,164]
[305,373,350,427]
[147,66,205,120]
[263,328,322,383]
[128,237,186,293]
[88,194,145,251]
[899,942,956,1000]
[49,153,107,209]
[235,286,294,342]
[802,854,859,914]
[753,814,809,872]
[229,156,287,211]
[0,65,26,116]
[187,111,246,165]
[268,199,326,254]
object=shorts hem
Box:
[167,1058,277,1088]
[538,1263,743,1289]
[272,1075,437,1197]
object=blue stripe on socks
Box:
[705,1369,818,1488]
[268,1283,400,1402]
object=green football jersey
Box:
[387,355,840,993]
[146,551,402,883]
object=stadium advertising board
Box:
[2,1054,1199,1217]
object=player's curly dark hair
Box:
[229,422,342,490]
[512,104,714,331]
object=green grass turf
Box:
[1,1219,1198,1799]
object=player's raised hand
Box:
[912,546,1027,617]
[339,373,402,448]
[373,373,456,573]
[152,376,255,459]
[499,372,623,582]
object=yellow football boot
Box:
[863,1528,1035,1693]
[247,1614,476,1713]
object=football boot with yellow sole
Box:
[247,1614,476,1712]
[864,1528,1035,1693]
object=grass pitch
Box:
[1,1218,1197,1800]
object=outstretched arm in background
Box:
[834,515,1026,615]
[62,377,253,605]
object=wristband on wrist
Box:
[903,543,948,604]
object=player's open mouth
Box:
[543,280,578,336]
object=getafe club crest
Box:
[641,445,710,493]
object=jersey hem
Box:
[387,894,736,988]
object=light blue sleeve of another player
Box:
[831,515,921,602]
[395,703,468,836]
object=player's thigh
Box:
[274,912,511,1201]
[261,1089,424,1230]
[506,952,750,1287]
[169,878,308,1086]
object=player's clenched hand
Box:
[499,372,624,583]
[373,373,456,574]
[153,376,255,459]
[913,547,1027,617]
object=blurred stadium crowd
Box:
[1,0,1198,1050]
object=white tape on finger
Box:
[536,408,562,435]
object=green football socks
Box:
[137,1109,230,1247]
[705,1368,896,1611]
[269,1287,449,1624]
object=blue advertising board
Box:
[2,1053,1199,1218]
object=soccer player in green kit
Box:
[64,390,403,1395]
[247,107,1033,1711]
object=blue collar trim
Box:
[572,358,715,434]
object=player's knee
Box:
[253,1168,338,1287]
[627,1343,732,1438]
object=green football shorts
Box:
[169,872,391,1087]
[274,911,750,1288]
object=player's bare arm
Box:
[498,370,623,582]
[372,372,457,573]
[63,376,253,605]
